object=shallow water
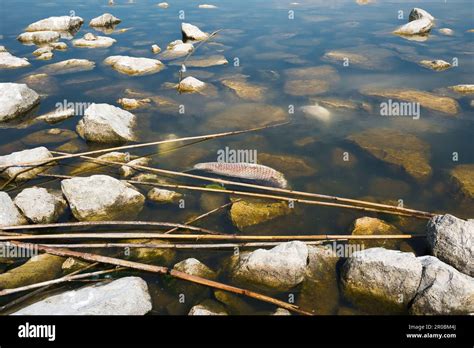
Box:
[1,0,473,314]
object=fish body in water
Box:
[193,162,288,188]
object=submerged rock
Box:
[361,88,459,115]
[348,128,432,181]
[257,153,316,178]
[188,300,228,315]
[227,241,308,292]
[89,13,121,27]
[35,108,75,124]
[61,175,145,221]
[221,79,266,101]
[70,151,130,175]
[76,103,136,143]
[22,128,77,146]
[0,147,53,181]
[14,187,66,224]
[350,217,402,249]
[120,157,150,178]
[181,22,209,41]
[19,73,59,96]
[206,103,288,130]
[157,2,169,8]
[0,192,28,227]
[426,214,473,276]
[73,33,116,48]
[213,290,255,315]
[419,59,451,71]
[300,103,332,122]
[0,83,40,122]
[117,98,151,110]
[38,59,95,75]
[147,188,182,204]
[13,277,152,315]
[25,15,83,32]
[126,239,176,266]
[322,46,393,70]
[0,254,64,289]
[172,55,227,67]
[284,66,339,96]
[0,47,30,69]
[449,84,474,94]
[104,55,164,76]
[410,256,474,315]
[198,4,217,9]
[341,248,422,313]
[297,245,340,314]
[17,31,60,44]
[450,164,474,199]
[439,28,454,36]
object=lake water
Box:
[0,0,473,314]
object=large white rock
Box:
[341,248,423,313]
[104,55,165,76]
[13,277,152,315]
[0,83,40,122]
[25,16,84,32]
[228,241,309,292]
[73,33,116,48]
[14,187,66,224]
[0,147,53,181]
[181,23,209,41]
[426,214,473,276]
[17,31,60,44]
[76,103,136,143]
[0,47,30,69]
[394,17,433,35]
[61,175,145,221]
[0,192,27,227]
[159,40,194,60]
[89,13,121,27]
[410,256,474,315]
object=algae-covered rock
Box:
[348,128,432,181]
[167,258,217,303]
[297,245,340,314]
[227,241,308,292]
[419,59,451,71]
[147,188,182,204]
[361,88,459,115]
[126,239,176,266]
[69,151,130,175]
[449,84,474,94]
[230,199,291,231]
[213,289,255,315]
[120,157,150,178]
[450,164,474,199]
[0,254,65,289]
[349,217,402,249]
[341,248,422,314]
[61,175,145,221]
[22,128,77,146]
[172,55,227,67]
[410,256,474,315]
[221,79,266,101]
[322,45,393,70]
[258,153,316,178]
[283,65,339,96]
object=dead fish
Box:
[193,162,288,188]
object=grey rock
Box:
[181,23,208,41]
[104,55,165,76]
[0,192,27,227]
[0,147,53,181]
[14,187,67,224]
[409,8,435,22]
[147,188,182,204]
[61,175,145,221]
[25,16,83,32]
[17,31,61,44]
[341,248,422,313]
[0,83,40,122]
[13,277,152,315]
[89,13,121,27]
[410,256,474,315]
[76,103,136,143]
[0,47,30,69]
[188,299,228,315]
[427,214,473,276]
[228,241,308,292]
